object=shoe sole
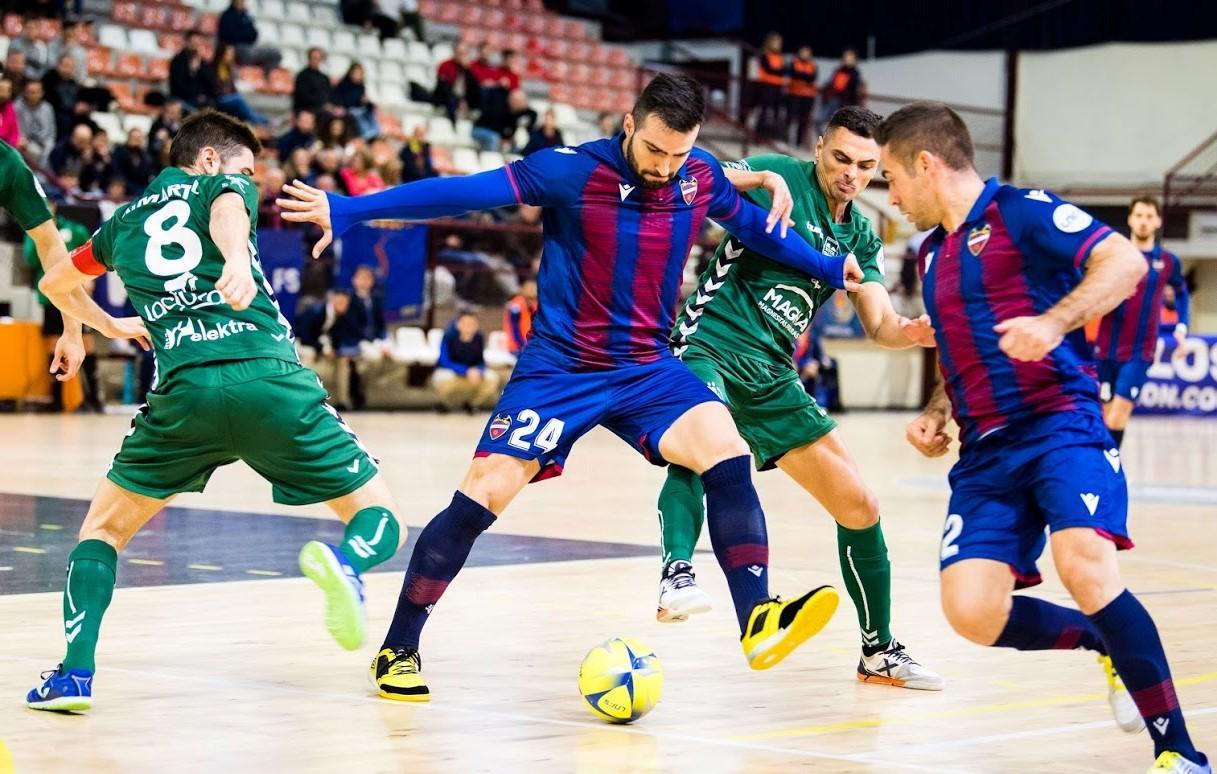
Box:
[656,601,711,623]
[747,586,840,671]
[27,696,91,712]
[856,671,945,691]
[299,541,365,651]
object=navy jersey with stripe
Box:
[918,179,1114,447]
[504,138,741,369]
[1095,244,1188,362]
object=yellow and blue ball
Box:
[577,637,663,724]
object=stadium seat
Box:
[128,29,165,56]
[405,64,433,91]
[357,32,381,56]
[113,1,138,25]
[451,147,479,174]
[257,22,280,46]
[332,29,357,55]
[426,328,444,358]
[431,42,453,63]
[430,145,454,174]
[479,151,506,172]
[286,1,312,24]
[305,27,330,51]
[454,117,474,140]
[280,24,305,48]
[279,47,301,73]
[97,24,129,51]
[484,331,517,368]
[115,53,143,79]
[123,113,154,136]
[392,326,434,365]
[551,102,578,127]
[260,0,287,20]
[405,41,431,66]
[267,68,294,94]
[379,62,406,88]
[92,112,124,142]
[383,38,408,63]
[86,47,112,77]
[238,66,267,92]
[375,82,407,109]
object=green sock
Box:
[837,521,893,650]
[340,506,401,574]
[657,466,705,566]
[62,539,118,672]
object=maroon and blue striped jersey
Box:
[1095,244,1189,362]
[919,178,1114,447]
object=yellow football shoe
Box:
[370,647,430,702]
[741,586,839,670]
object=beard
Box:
[626,135,675,189]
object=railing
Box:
[1163,128,1217,228]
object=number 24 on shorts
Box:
[506,409,565,452]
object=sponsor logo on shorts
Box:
[164,318,258,350]
[488,413,512,440]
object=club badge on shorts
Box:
[488,413,512,440]
[679,177,698,205]
[967,224,991,256]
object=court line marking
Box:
[127,559,163,567]
[10,548,45,555]
[0,654,959,773]
[736,671,1217,741]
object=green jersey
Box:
[24,213,90,305]
[89,167,297,385]
[1,140,53,231]
[672,154,885,364]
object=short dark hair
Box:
[825,106,882,139]
[631,72,705,133]
[169,109,261,168]
[875,101,974,172]
[1129,195,1161,215]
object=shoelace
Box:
[39,664,63,681]
[880,642,915,665]
[387,649,420,676]
[668,571,696,590]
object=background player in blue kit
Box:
[280,73,865,701]
[880,102,1209,774]
[1095,195,1190,449]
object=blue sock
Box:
[1088,590,1203,764]
[381,491,496,651]
[702,456,769,633]
[993,596,1107,653]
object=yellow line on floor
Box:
[128,559,163,566]
[246,569,282,576]
[188,564,222,571]
[38,524,63,531]
[12,547,46,554]
[734,671,1217,741]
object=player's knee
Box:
[1057,557,1120,614]
[702,434,750,468]
[833,486,879,529]
[941,586,1009,645]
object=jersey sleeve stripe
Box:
[503,163,524,205]
[69,241,106,276]
[1072,226,1112,268]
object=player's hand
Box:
[216,263,258,311]
[899,314,937,348]
[50,330,85,381]
[842,253,864,293]
[98,316,151,351]
[759,171,795,238]
[906,411,951,458]
[277,180,333,259]
[994,314,1064,362]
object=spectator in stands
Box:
[48,122,91,184]
[277,109,318,159]
[169,32,206,111]
[293,48,341,124]
[41,53,81,138]
[312,147,343,188]
[794,329,840,412]
[502,277,537,355]
[203,43,270,125]
[111,127,154,196]
[0,78,20,148]
[787,45,818,148]
[339,148,386,195]
[7,18,47,80]
[597,110,620,137]
[47,18,89,83]
[469,42,501,90]
[820,47,863,126]
[218,0,282,72]
[83,126,113,192]
[432,311,501,412]
[522,108,564,156]
[350,265,389,351]
[753,31,787,139]
[294,288,364,410]
[472,87,535,152]
[284,145,313,182]
[499,49,523,92]
[434,41,478,126]
[318,115,350,150]
[333,62,378,141]
[15,79,54,162]
[2,50,28,96]
[147,99,183,161]
[258,165,287,227]
[339,0,400,41]
[399,122,435,181]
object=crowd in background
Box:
[751,31,865,149]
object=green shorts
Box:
[107,358,378,505]
[681,346,836,471]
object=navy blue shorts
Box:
[940,411,1133,587]
[1097,359,1152,402]
[474,344,720,481]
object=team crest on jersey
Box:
[488,413,512,440]
[821,236,840,257]
[679,177,698,204]
[967,224,991,256]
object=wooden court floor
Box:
[0,411,1213,773]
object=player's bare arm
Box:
[995,233,1146,362]
[27,218,87,381]
[906,368,951,458]
[721,165,793,237]
[851,282,935,349]
[211,191,259,311]
[38,256,150,350]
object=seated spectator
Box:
[202,43,270,125]
[295,288,364,409]
[49,19,91,88]
[472,87,535,152]
[283,145,314,182]
[597,110,621,137]
[41,53,81,138]
[0,78,20,148]
[370,138,403,185]
[48,123,92,184]
[111,127,154,196]
[15,79,53,162]
[350,266,390,352]
[318,114,350,150]
[293,48,341,124]
[399,123,436,181]
[218,0,282,72]
[339,148,386,195]
[312,147,343,188]
[339,0,400,41]
[169,32,207,111]
[7,19,47,80]
[433,41,478,125]
[83,127,113,193]
[502,277,537,355]
[522,108,564,155]
[793,330,839,412]
[258,165,287,226]
[1,50,28,97]
[333,62,378,141]
[469,42,501,90]
[499,49,523,92]
[277,109,318,159]
[432,311,500,412]
[148,99,183,160]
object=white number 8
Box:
[144,200,203,277]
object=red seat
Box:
[116,53,143,78]
[113,1,139,25]
[2,14,22,38]
[147,57,170,81]
[608,48,631,67]
[170,9,196,32]
[418,0,438,17]
[140,4,170,30]
[160,33,184,53]
[565,19,586,39]
[198,15,217,35]
[268,68,293,94]
[86,47,112,77]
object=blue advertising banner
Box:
[255,228,307,326]
[337,223,428,322]
[1134,334,1217,416]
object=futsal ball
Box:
[577,637,663,724]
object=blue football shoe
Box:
[27,665,93,712]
